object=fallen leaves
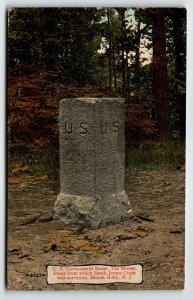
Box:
[8,248,30,259]
[8,177,25,184]
[36,174,48,180]
[134,229,148,237]
[41,234,107,253]
[11,165,32,175]
[8,173,49,184]
[8,164,50,184]
[115,226,149,241]
[138,215,154,222]
[176,162,185,171]
[115,234,137,242]
[132,210,154,222]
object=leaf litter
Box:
[41,233,107,253]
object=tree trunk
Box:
[120,9,126,93]
[152,8,168,141]
[107,9,112,92]
[170,8,186,139]
[126,50,130,93]
[134,21,141,98]
[112,46,117,90]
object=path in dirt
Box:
[7,170,185,290]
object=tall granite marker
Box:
[54,98,132,228]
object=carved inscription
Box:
[79,123,88,135]
[101,122,108,134]
[64,121,120,134]
[64,122,72,134]
[113,121,120,133]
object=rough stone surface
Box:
[54,98,132,228]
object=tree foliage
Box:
[7,7,186,158]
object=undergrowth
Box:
[8,152,59,182]
[126,141,185,170]
[8,141,185,181]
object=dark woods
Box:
[8,8,186,172]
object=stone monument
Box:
[53,98,132,228]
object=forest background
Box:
[7,7,186,181]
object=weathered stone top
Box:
[60,98,124,105]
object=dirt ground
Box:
[7,169,185,290]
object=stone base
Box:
[53,191,132,229]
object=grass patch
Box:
[8,152,59,182]
[8,160,24,172]
[8,141,185,181]
[126,141,185,170]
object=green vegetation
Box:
[126,141,185,170]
